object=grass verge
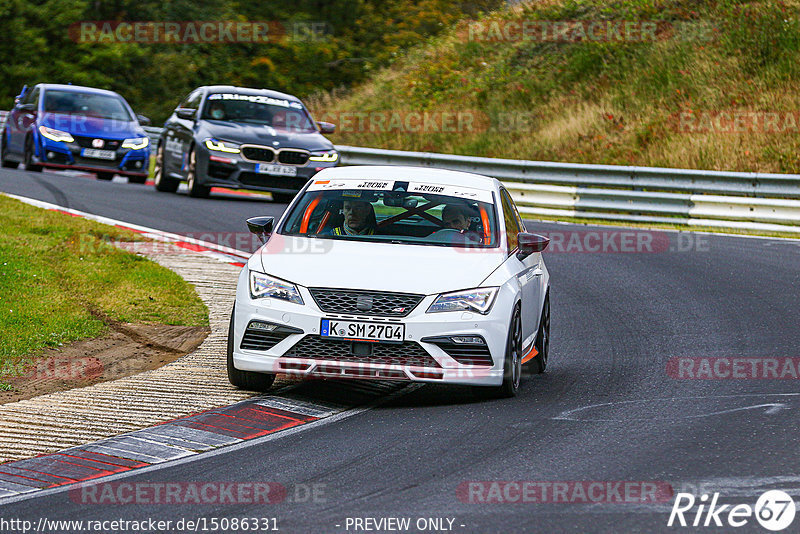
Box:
[0,195,208,385]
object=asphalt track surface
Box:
[2,167,800,533]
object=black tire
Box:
[227,309,276,391]
[474,304,523,399]
[1,134,19,169]
[528,292,550,375]
[272,192,296,204]
[153,143,180,192]
[186,147,211,198]
[128,175,147,184]
[24,136,42,172]
[96,172,114,181]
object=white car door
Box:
[500,188,541,348]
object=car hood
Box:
[40,113,144,140]
[254,236,505,295]
[200,120,333,151]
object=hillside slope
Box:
[312,0,800,174]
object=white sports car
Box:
[228,165,550,397]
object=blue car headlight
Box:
[249,271,304,305]
[427,287,499,315]
[38,126,74,143]
[122,137,149,150]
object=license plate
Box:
[256,163,297,176]
[81,148,116,160]
[320,319,404,343]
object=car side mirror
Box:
[317,121,335,134]
[175,108,196,121]
[247,216,275,245]
[136,114,151,126]
[517,232,549,260]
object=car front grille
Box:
[309,288,423,318]
[240,322,302,351]
[73,136,120,150]
[277,149,309,165]
[424,337,493,366]
[241,146,275,162]
[283,336,440,368]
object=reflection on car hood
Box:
[40,113,144,140]
[200,120,333,151]
[254,235,505,295]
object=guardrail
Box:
[4,116,799,233]
[337,145,800,234]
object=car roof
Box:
[313,165,500,192]
[38,84,122,97]
[197,85,302,103]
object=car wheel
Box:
[227,308,276,391]
[24,135,42,172]
[1,133,19,169]
[474,304,522,399]
[528,292,550,374]
[96,172,114,181]
[153,143,180,192]
[186,148,211,198]
[272,192,296,204]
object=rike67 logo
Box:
[668,490,795,531]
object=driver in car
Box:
[332,199,377,236]
[208,101,226,120]
[441,204,471,231]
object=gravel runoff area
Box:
[0,246,275,463]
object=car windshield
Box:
[201,93,317,133]
[43,90,133,121]
[281,179,499,248]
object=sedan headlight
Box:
[249,271,304,304]
[122,137,149,150]
[205,138,241,154]
[308,150,338,163]
[38,126,74,143]
[427,287,499,315]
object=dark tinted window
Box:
[500,189,520,252]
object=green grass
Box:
[313,0,800,174]
[0,195,208,382]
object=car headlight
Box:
[249,271,304,305]
[205,138,241,154]
[122,137,149,150]
[427,287,499,315]
[38,126,74,143]
[308,150,338,162]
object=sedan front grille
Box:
[277,149,309,165]
[241,146,275,162]
[309,288,423,317]
[73,136,120,150]
[284,336,440,368]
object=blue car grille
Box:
[73,136,120,150]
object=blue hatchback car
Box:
[0,84,151,182]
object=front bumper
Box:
[231,269,513,387]
[195,144,337,194]
[38,136,150,177]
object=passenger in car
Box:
[441,204,472,231]
[332,199,377,236]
